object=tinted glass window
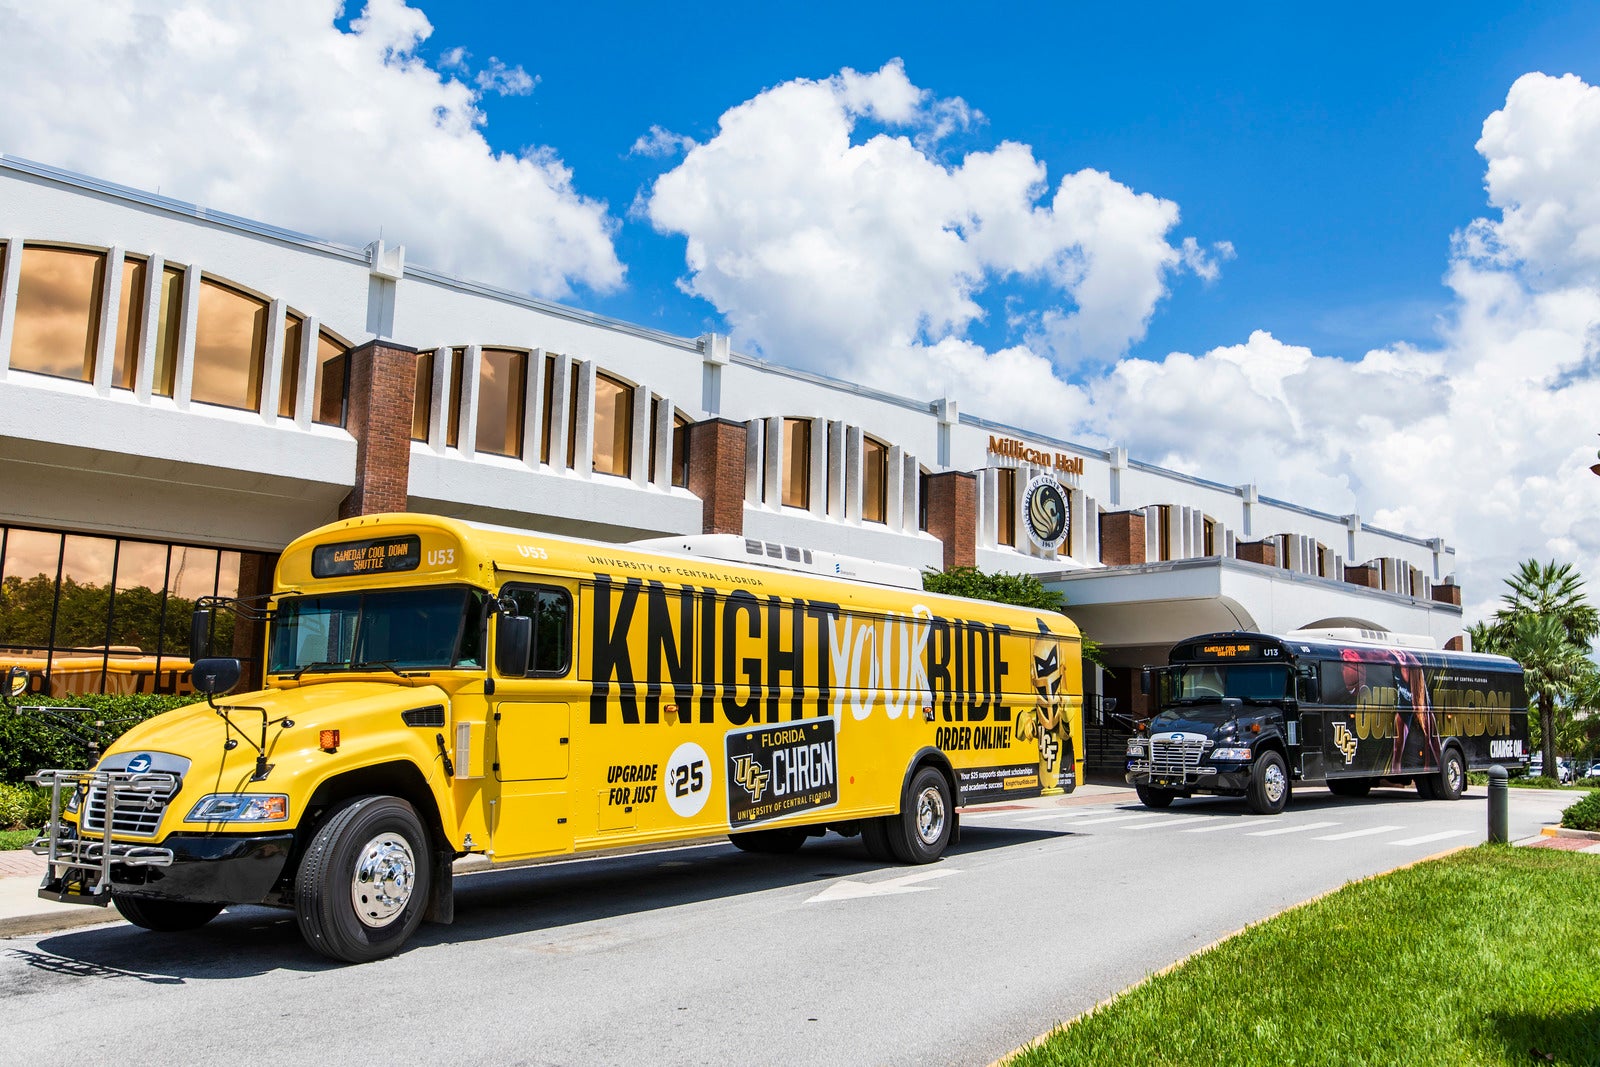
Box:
[499,584,572,674]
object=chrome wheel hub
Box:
[351,832,416,927]
[1264,763,1287,804]
[915,786,946,845]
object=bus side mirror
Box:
[193,657,242,697]
[190,608,213,661]
[1140,668,1151,695]
[2,665,27,706]
[495,614,533,678]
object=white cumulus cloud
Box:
[0,0,621,299]
[643,60,1215,375]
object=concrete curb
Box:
[1539,825,1600,841]
[0,908,122,939]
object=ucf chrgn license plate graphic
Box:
[726,719,838,826]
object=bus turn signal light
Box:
[320,729,340,752]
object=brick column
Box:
[1236,540,1278,567]
[339,339,419,519]
[1099,511,1146,566]
[924,470,976,571]
[1431,581,1463,606]
[1343,564,1380,589]
[687,418,748,535]
[231,550,280,691]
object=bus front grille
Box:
[1149,738,1206,777]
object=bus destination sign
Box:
[312,535,423,579]
[1195,642,1258,659]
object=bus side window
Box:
[500,584,573,675]
[1320,660,1357,705]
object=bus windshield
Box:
[268,587,482,674]
[1164,663,1288,705]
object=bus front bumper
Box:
[36,831,295,907]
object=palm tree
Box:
[1480,561,1600,775]
[1508,614,1592,775]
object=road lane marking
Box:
[1245,821,1341,837]
[1313,825,1404,841]
[1123,817,1197,830]
[806,869,958,903]
[1391,829,1477,846]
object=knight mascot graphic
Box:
[1015,619,1074,794]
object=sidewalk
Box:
[0,783,1135,939]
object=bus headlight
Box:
[1211,747,1252,762]
[186,794,290,822]
[1126,738,1147,757]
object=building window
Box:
[782,418,811,509]
[11,245,104,383]
[278,313,304,419]
[919,471,930,531]
[1203,517,1216,557]
[538,354,558,464]
[191,278,269,411]
[112,255,147,392]
[1157,506,1174,562]
[593,373,633,477]
[312,330,349,426]
[862,436,887,524]
[0,523,270,696]
[152,265,184,398]
[997,467,1017,546]
[411,348,434,442]
[475,347,527,457]
[445,347,467,448]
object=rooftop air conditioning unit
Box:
[628,534,924,590]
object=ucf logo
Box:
[1038,729,1060,773]
[1332,722,1358,765]
[731,754,770,803]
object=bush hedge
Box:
[1561,790,1600,831]
[0,782,49,831]
[0,693,203,784]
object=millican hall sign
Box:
[987,436,1085,476]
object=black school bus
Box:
[1125,630,1527,814]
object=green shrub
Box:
[1561,790,1600,831]
[0,693,203,784]
[1511,775,1561,789]
[1575,776,1600,789]
[0,781,49,831]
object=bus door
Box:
[1292,663,1326,782]
[488,581,578,859]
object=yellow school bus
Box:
[25,513,1082,962]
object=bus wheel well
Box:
[278,762,449,893]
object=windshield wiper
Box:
[292,660,346,680]
[354,659,409,677]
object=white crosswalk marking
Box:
[1313,825,1403,841]
[1246,821,1341,837]
[1017,807,1115,823]
[1181,820,1277,833]
[1391,829,1476,846]
[1123,817,1197,830]
[1060,812,1172,827]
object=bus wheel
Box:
[295,795,432,964]
[1135,786,1175,809]
[1433,748,1466,801]
[887,767,953,864]
[113,895,223,931]
[860,817,897,862]
[1414,774,1439,800]
[728,827,807,854]
[1246,751,1290,815]
[1327,778,1373,798]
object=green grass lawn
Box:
[0,827,38,850]
[1010,847,1600,1067]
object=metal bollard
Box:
[1487,764,1509,843]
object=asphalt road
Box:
[0,785,1572,1066]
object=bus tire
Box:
[886,766,953,864]
[1414,774,1439,800]
[728,827,807,854]
[1327,778,1372,798]
[113,895,223,931]
[1433,747,1466,801]
[1246,750,1290,815]
[860,816,897,862]
[1135,786,1175,809]
[295,795,432,964]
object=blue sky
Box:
[8,0,1600,618]
[397,1,1600,365]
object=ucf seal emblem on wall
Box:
[1022,474,1069,550]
